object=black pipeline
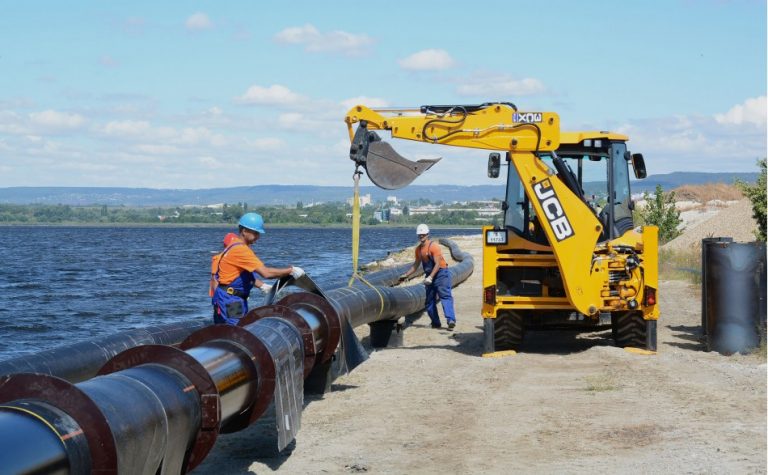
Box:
[0,239,472,473]
[0,320,207,383]
[0,258,411,384]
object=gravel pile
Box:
[662,199,758,250]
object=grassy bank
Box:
[659,247,702,284]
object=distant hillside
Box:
[0,172,757,206]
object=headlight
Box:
[485,229,507,245]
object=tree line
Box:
[0,201,493,226]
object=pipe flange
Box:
[277,292,341,364]
[98,344,219,472]
[180,325,276,434]
[0,373,117,472]
[241,304,317,376]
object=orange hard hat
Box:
[223,232,239,247]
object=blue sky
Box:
[0,0,765,188]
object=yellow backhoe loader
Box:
[345,102,659,354]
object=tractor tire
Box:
[493,311,524,351]
[612,311,652,349]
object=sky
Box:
[0,0,765,189]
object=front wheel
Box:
[493,311,525,352]
[612,311,656,350]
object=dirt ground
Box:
[196,235,766,474]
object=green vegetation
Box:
[659,247,701,285]
[735,158,766,242]
[0,201,494,226]
[636,184,683,244]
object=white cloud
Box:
[247,138,284,150]
[456,76,546,97]
[715,96,767,126]
[398,49,456,71]
[29,110,86,129]
[199,156,223,168]
[236,84,302,106]
[276,112,337,133]
[186,12,212,31]
[277,112,304,129]
[612,113,766,174]
[340,96,390,110]
[274,24,373,56]
[0,110,29,135]
[135,144,181,155]
[102,120,151,137]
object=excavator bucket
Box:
[365,141,441,190]
[350,124,440,190]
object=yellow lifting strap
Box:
[348,169,385,318]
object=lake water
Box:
[0,226,480,360]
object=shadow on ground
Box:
[664,324,706,351]
[376,311,618,356]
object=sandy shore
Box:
[195,234,766,474]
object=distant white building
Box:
[409,203,502,217]
[347,193,372,207]
[386,195,398,204]
[408,205,441,215]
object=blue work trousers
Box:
[425,269,456,326]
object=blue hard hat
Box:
[238,213,266,234]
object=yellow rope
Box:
[348,170,385,317]
[348,170,362,287]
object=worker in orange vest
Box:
[399,224,456,330]
[210,213,304,324]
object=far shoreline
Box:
[0,222,485,230]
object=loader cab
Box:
[503,132,639,245]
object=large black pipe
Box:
[0,319,207,382]
[701,237,732,336]
[0,238,474,472]
[0,265,404,383]
[0,240,450,383]
[331,238,473,328]
[704,240,767,354]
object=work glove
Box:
[423,276,433,286]
[398,273,409,282]
[290,266,305,279]
[257,283,272,294]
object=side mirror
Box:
[631,153,647,179]
[487,152,501,178]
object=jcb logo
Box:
[513,112,543,123]
[533,179,574,242]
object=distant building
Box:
[386,195,398,204]
[347,193,372,207]
[409,203,502,217]
[408,205,441,215]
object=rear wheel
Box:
[493,311,525,351]
[612,311,654,349]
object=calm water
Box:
[0,226,480,360]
